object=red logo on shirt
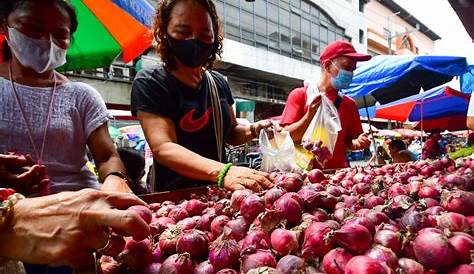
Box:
[179,107,212,132]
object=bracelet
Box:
[217,163,233,189]
[0,190,25,232]
[103,171,131,184]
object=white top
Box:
[0,77,108,194]
[468,92,474,117]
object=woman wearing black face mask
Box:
[0,0,133,195]
[131,0,274,192]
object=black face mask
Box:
[168,36,214,68]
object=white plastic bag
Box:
[259,128,299,172]
[296,93,342,169]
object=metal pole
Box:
[363,96,379,163]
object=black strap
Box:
[334,93,343,110]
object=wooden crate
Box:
[139,186,209,204]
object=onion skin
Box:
[274,195,303,226]
[240,194,265,222]
[334,224,373,254]
[158,253,194,274]
[437,212,470,232]
[365,245,398,270]
[397,258,424,274]
[240,249,277,273]
[194,260,215,274]
[447,264,474,274]
[448,232,474,264]
[209,235,240,271]
[374,230,402,256]
[441,190,474,216]
[176,230,208,259]
[270,228,299,256]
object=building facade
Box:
[365,0,440,56]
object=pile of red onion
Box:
[100,156,474,273]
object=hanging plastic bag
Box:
[259,127,300,172]
[296,93,342,170]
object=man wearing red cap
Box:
[280,40,372,169]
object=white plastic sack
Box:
[259,128,299,172]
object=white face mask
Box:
[6,27,67,73]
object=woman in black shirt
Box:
[131,0,273,192]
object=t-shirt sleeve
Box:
[75,82,110,140]
[280,87,306,126]
[346,98,364,143]
[468,93,474,117]
[211,71,234,106]
[130,69,176,120]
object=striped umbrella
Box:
[0,0,154,70]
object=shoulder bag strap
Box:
[205,70,224,162]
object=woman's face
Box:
[3,1,72,49]
[166,0,214,44]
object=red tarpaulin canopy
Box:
[414,115,467,132]
[0,35,5,64]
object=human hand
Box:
[0,153,49,195]
[223,166,274,192]
[0,189,150,269]
[308,94,322,113]
[352,133,371,150]
[101,174,133,194]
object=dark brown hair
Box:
[153,0,223,70]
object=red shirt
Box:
[280,87,363,169]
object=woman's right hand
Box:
[223,166,274,192]
[0,189,150,269]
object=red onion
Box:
[211,215,230,237]
[100,256,124,274]
[214,199,232,217]
[334,224,372,254]
[277,173,304,192]
[176,229,208,259]
[159,253,194,273]
[209,234,240,271]
[276,255,306,274]
[400,206,432,233]
[364,195,385,209]
[150,216,176,235]
[118,238,153,270]
[128,205,152,224]
[365,245,398,270]
[151,245,165,263]
[340,179,354,190]
[397,258,424,274]
[144,263,161,274]
[324,220,341,230]
[417,186,440,199]
[419,198,439,208]
[376,223,401,233]
[301,224,335,259]
[407,181,422,196]
[274,195,303,226]
[447,264,474,274]
[354,183,371,195]
[280,192,304,207]
[297,188,319,211]
[425,206,444,216]
[344,256,390,274]
[215,269,238,274]
[270,228,299,256]
[197,211,217,232]
[311,208,329,221]
[441,190,474,216]
[168,207,189,222]
[437,212,469,232]
[322,248,353,274]
[366,211,390,226]
[176,217,198,230]
[155,204,175,217]
[448,232,474,264]
[374,230,402,256]
[413,228,456,271]
[230,189,253,212]
[333,208,354,223]
[100,234,125,257]
[264,188,285,208]
[344,217,375,235]
[388,183,407,198]
[224,216,250,241]
[241,230,271,251]
[240,194,265,222]
[185,199,207,216]
[240,249,277,273]
[194,260,215,274]
[386,195,414,219]
[443,174,467,190]
[317,192,339,211]
[307,169,326,183]
[158,225,182,254]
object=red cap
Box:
[320,40,371,66]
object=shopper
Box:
[0,0,131,195]
[388,139,417,163]
[280,41,372,169]
[131,0,273,192]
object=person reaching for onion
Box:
[131,0,274,192]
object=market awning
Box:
[342,55,468,106]
[449,0,474,40]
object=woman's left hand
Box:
[252,120,281,136]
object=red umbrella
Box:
[414,115,467,132]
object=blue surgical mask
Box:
[330,62,354,90]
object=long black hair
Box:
[0,0,78,61]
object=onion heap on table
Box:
[100,157,474,274]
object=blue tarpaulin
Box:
[461,65,474,93]
[375,84,470,122]
[112,0,155,28]
[343,55,468,106]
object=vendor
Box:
[131,0,273,192]
[0,0,132,195]
[280,41,372,169]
